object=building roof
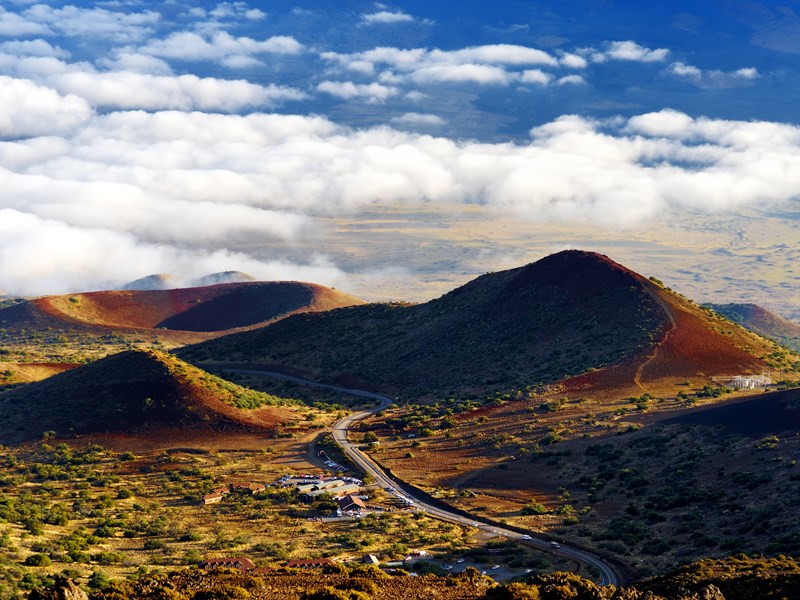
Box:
[285,559,335,568]
[339,495,366,510]
[302,483,361,498]
[199,557,255,570]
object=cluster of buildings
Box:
[276,473,364,500]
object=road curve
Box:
[225,368,621,586]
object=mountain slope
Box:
[181,251,792,398]
[707,302,800,352]
[0,349,301,442]
[29,281,363,332]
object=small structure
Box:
[203,493,224,505]
[302,483,361,500]
[199,557,255,571]
[285,559,336,569]
[339,495,366,515]
[731,373,771,389]
[362,554,380,566]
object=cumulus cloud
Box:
[0,209,345,296]
[1,108,798,294]
[0,7,51,36]
[322,44,559,88]
[667,62,759,89]
[323,44,557,74]
[409,64,514,85]
[556,74,586,85]
[586,40,670,63]
[520,69,553,85]
[0,76,93,137]
[360,10,416,25]
[22,4,160,42]
[317,81,399,102]
[139,31,303,65]
[560,53,588,68]
[8,63,306,111]
[0,39,68,58]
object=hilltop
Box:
[182,251,789,398]
[23,281,363,333]
[707,302,800,352]
[122,271,258,290]
[0,349,302,442]
[0,281,364,365]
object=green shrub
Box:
[25,553,51,567]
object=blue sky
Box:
[0,1,798,317]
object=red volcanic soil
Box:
[637,287,762,382]
[32,281,363,332]
[563,280,776,397]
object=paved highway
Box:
[225,368,621,586]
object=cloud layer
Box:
[2,98,799,294]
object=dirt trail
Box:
[633,290,678,392]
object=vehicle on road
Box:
[457,558,465,564]
[521,534,532,540]
[550,541,561,549]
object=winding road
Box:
[225,368,622,586]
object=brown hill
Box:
[182,250,789,398]
[707,302,800,352]
[30,281,363,332]
[0,349,301,442]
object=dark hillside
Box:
[182,251,669,397]
[0,349,300,442]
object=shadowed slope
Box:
[181,251,670,396]
[0,349,300,442]
[183,251,792,399]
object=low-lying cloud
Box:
[2,99,799,295]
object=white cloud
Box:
[667,62,760,89]
[585,40,670,63]
[98,52,174,75]
[438,45,557,66]
[520,69,552,85]
[22,4,160,42]
[2,102,799,295]
[0,39,68,58]
[317,80,399,102]
[322,44,559,88]
[560,53,588,68]
[360,10,416,25]
[0,8,51,36]
[0,76,93,137]
[606,40,670,62]
[390,112,445,127]
[323,44,557,74]
[556,74,586,85]
[409,64,514,85]
[18,67,307,111]
[0,209,345,296]
[139,31,303,65]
